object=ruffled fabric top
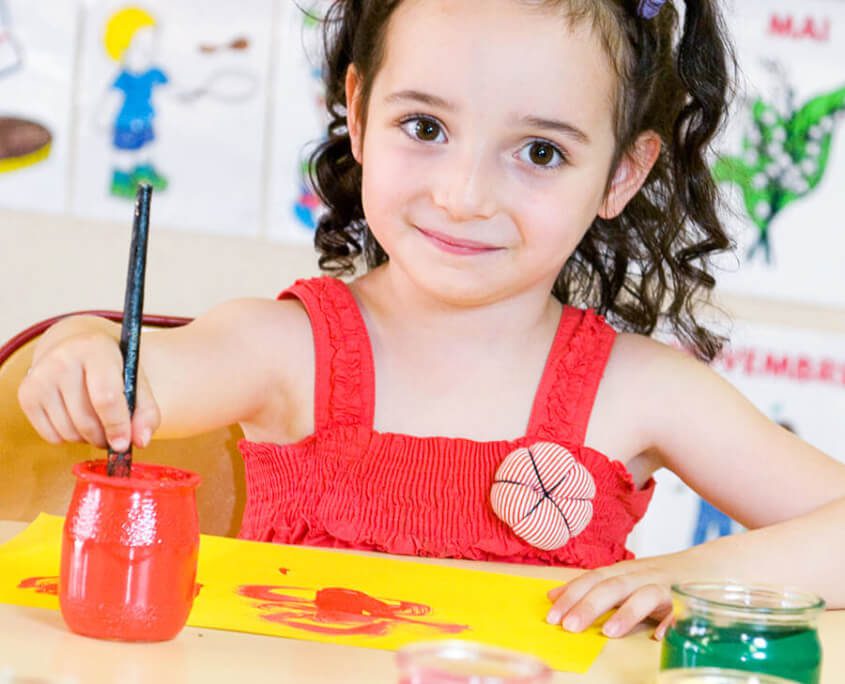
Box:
[238,276,655,568]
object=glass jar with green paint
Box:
[660,582,824,684]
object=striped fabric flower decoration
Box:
[490,442,596,551]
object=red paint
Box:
[238,584,468,636]
[59,460,201,642]
[18,576,58,595]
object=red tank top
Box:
[238,276,655,568]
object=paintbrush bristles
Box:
[107,183,153,478]
[106,449,132,477]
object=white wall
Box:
[0,208,318,342]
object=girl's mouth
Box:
[416,226,503,256]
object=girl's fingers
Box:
[40,388,83,443]
[547,585,566,602]
[21,399,63,445]
[654,610,675,641]
[18,372,59,443]
[60,367,107,448]
[557,575,637,632]
[84,357,132,452]
[131,371,161,448]
[545,571,609,627]
[18,332,136,450]
[546,572,590,602]
[600,584,672,638]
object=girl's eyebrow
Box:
[384,90,590,145]
[385,89,455,110]
[518,116,591,145]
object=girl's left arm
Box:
[546,335,845,638]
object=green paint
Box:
[661,617,822,684]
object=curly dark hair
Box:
[308,0,736,361]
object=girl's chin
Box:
[404,268,514,307]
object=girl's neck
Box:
[352,263,561,348]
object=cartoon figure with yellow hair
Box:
[103,6,169,198]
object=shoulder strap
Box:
[526,307,616,446]
[279,277,376,432]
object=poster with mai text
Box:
[713,1,845,307]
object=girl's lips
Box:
[416,226,503,255]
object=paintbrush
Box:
[107,183,153,477]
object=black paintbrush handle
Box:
[107,183,153,477]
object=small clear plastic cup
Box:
[396,640,552,683]
[656,668,801,684]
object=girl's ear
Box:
[345,64,364,164]
[598,131,662,219]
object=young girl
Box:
[19,0,845,640]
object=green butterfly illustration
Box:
[714,85,845,263]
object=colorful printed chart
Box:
[0,514,607,674]
[70,0,273,236]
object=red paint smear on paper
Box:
[17,575,463,637]
[237,584,468,636]
[17,576,59,595]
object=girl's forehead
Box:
[376,0,616,132]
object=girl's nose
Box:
[431,150,497,222]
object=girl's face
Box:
[348,0,654,307]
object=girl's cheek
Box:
[367,154,430,198]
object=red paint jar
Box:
[59,460,201,641]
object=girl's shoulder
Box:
[608,331,697,377]
[587,331,713,461]
[194,295,314,361]
[609,331,734,425]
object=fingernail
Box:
[111,437,129,452]
[141,428,151,447]
[546,610,561,625]
[563,615,581,632]
[603,622,620,638]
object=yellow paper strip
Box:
[0,514,607,673]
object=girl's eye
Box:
[400,116,446,143]
[519,140,565,169]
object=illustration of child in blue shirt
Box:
[103,7,169,198]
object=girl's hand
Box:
[545,555,694,639]
[18,322,160,452]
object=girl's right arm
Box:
[17,298,309,452]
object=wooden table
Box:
[0,521,841,684]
